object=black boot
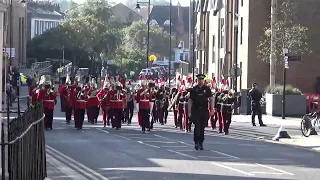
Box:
[194,142,199,150]
[199,142,204,150]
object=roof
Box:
[138,5,190,32]
[27,1,64,20]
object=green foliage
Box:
[123,21,174,57]
[264,84,302,95]
[257,0,312,64]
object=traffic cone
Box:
[272,126,291,141]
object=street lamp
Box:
[135,0,151,69]
[168,0,172,88]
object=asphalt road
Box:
[45,100,320,180]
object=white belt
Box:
[140,100,149,102]
[110,100,123,102]
[77,100,86,102]
[179,102,187,104]
[44,100,54,102]
[218,103,233,106]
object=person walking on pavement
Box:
[248,83,266,127]
[188,74,215,150]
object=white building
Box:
[27,1,64,40]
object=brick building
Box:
[196,0,320,93]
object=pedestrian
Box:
[248,83,266,127]
[188,74,215,150]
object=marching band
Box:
[28,73,236,135]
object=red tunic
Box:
[37,89,57,109]
[29,85,37,104]
[74,92,87,109]
[108,90,125,109]
[97,89,109,109]
[136,88,152,109]
[87,89,100,107]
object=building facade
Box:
[196,0,320,93]
[27,1,64,40]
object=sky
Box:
[73,0,190,6]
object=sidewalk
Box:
[46,161,73,180]
[276,135,320,153]
[233,114,301,126]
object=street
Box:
[45,100,320,180]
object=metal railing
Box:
[1,102,47,180]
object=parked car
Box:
[139,69,153,76]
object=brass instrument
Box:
[159,90,167,108]
[167,92,180,111]
[99,91,109,107]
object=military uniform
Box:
[189,74,213,150]
[125,81,134,124]
[218,90,235,134]
[109,82,126,130]
[97,83,110,127]
[136,77,152,133]
[73,85,87,130]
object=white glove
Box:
[135,103,139,112]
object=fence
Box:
[1,102,47,180]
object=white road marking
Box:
[162,145,189,148]
[143,141,177,143]
[210,150,241,159]
[167,149,198,160]
[137,141,161,148]
[46,153,88,180]
[154,134,172,140]
[226,162,256,167]
[96,128,109,133]
[114,134,131,140]
[130,137,160,140]
[46,145,109,179]
[197,156,232,159]
[120,133,146,136]
[211,162,254,176]
[250,172,284,175]
[255,163,295,176]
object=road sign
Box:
[288,56,301,61]
[231,66,242,77]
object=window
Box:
[219,18,224,48]
[212,35,215,63]
[40,21,44,34]
[35,20,39,35]
[240,17,243,44]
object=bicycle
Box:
[301,111,320,137]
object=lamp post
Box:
[135,1,151,69]
[168,0,172,87]
[192,0,196,81]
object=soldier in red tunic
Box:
[108,82,125,130]
[97,80,110,127]
[36,75,57,130]
[136,78,153,133]
[87,78,99,124]
[29,78,38,106]
[73,84,87,130]
[58,77,67,112]
[61,75,73,124]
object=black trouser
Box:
[75,109,85,129]
[93,106,100,122]
[151,101,158,125]
[251,103,263,125]
[65,106,72,123]
[222,110,232,133]
[140,109,150,132]
[60,97,65,112]
[163,104,168,123]
[178,105,184,130]
[126,101,134,124]
[113,108,123,129]
[44,108,54,129]
[192,108,208,143]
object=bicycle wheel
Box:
[301,117,311,137]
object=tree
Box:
[257,0,312,64]
[123,21,174,58]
